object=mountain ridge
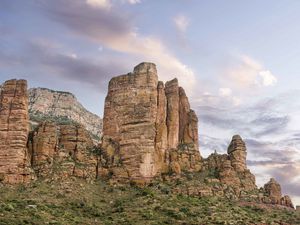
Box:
[28,87,102,141]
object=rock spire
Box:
[101,62,201,183]
[0,79,33,184]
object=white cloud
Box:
[174,15,189,33]
[225,55,278,90]
[257,70,277,86]
[86,0,111,9]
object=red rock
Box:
[0,79,33,184]
[227,135,247,172]
[29,122,97,180]
[101,63,201,183]
[262,178,294,208]
[165,78,179,150]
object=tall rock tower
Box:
[0,79,33,184]
[101,62,201,183]
[227,135,247,172]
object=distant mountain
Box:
[28,87,102,141]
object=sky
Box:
[1,0,300,206]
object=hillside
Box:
[28,87,102,141]
[0,177,299,225]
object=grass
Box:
[0,178,299,225]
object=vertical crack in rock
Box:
[101,62,201,183]
[0,79,33,184]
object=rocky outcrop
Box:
[28,122,97,180]
[203,135,256,193]
[28,88,102,142]
[29,122,58,176]
[227,135,247,172]
[101,62,201,183]
[263,178,294,208]
[0,68,295,210]
[0,79,33,184]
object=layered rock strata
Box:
[101,62,201,183]
[28,122,97,180]
[0,79,33,184]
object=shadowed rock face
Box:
[0,79,33,184]
[101,62,201,183]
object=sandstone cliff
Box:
[28,88,102,142]
[101,63,201,183]
[0,79,33,184]
[28,122,98,181]
[0,65,296,210]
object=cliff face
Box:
[28,88,102,142]
[101,62,201,183]
[0,79,33,184]
[28,122,98,180]
[0,64,296,210]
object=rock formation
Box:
[29,88,102,142]
[0,79,33,184]
[0,65,295,210]
[227,135,247,172]
[202,135,256,193]
[263,178,294,208]
[101,62,201,183]
[28,122,98,180]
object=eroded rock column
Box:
[0,79,33,184]
[227,135,247,172]
[102,62,159,183]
